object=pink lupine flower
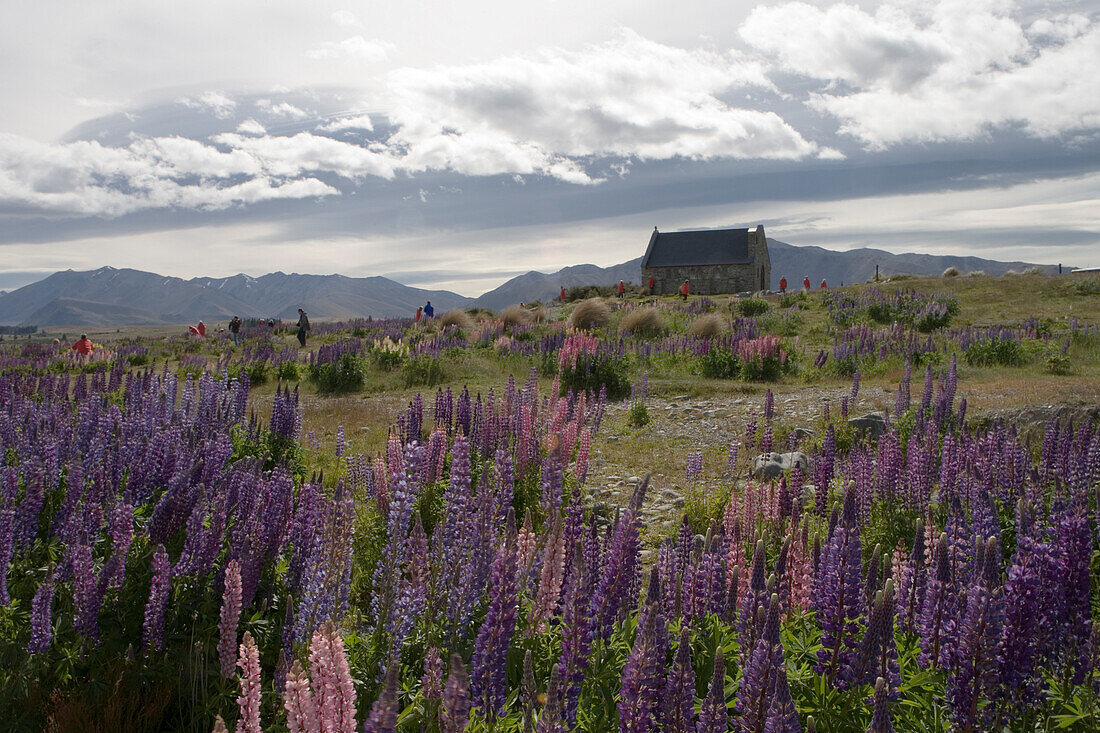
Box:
[219,560,243,678]
[309,621,357,733]
[236,631,263,733]
[284,660,320,733]
[530,521,566,633]
[574,427,591,485]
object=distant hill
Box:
[471,240,1061,307]
[0,267,471,326]
[0,242,1065,327]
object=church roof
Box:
[642,227,755,268]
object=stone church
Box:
[641,225,770,295]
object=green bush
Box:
[402,353,447,387]
[964,338,1027,367]
[309,353,366,393]
[738,298,770,317]
[126,352,150,366]
[275,360,301,381]
[698,347,741,379]
[559,352,631,401]
[778,291,808,309]
[244,361,270,385]
[627,401,651,427]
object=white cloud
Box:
[316,114,375,132]
[256,99,312,120]
[210,132,397,180]
[306,36,394,63]
[330,10,362,29]
[740,1,1100,147]
[178,90,237,119]
[236,118,267,135]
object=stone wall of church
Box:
[642,262,770,295]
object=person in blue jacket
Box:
[424,301,435,318]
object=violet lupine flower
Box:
[764,666,800,733]
[738,595,784,732]
[662,627,695,733]
[219,560,243,678]
[441,654,472,733]
[98,502,134,592]
[895,361,911,416]
[142,544,171,651]
[868,678,895,733]
[71,543,100,643]
[697,647,728,733]
[918,533,958,670]
[472,510,519,720]
[947,537,1003,733]
[896,519,927,633]
[745,412,758,447]
[686,452,704,482]
[283,660,319,733]
[589,478,647,640]
[618,569,667,732]
[28,568,55,654]
[363,661,400,733]
[815,485,862,684]
[537,663,566,733]
[851,581,900,696]
[557,545,593,725]
[422,646,444,720]
[764,389,775,420]
[727,442,739,475]
[237,631,263,733]
[0,505,13,606]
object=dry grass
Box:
[531,305,549,323]
[501,305,533,327]
[620,306,664,335]
[438,309,474,331]
[690,312,728,338]
[569,298,611,330]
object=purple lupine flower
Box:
[471,510,519,720]
[727,442,739,475]
[738,595,784,732]
[815,484,862,684]
[764,389,775,420]
[142,544,171,651]
[895,361,911,416]
[556,544,593,725]
[28,568,55,654]
[918,533,958,670]
[422,646,444,726]
[686,452,704,482]
[697,647,728,733]
[947,537,1003,733]
[897,519,927,633]
[0,505,13,606]
[441,654,471,733]
[868,678,896,733]
[851,580,900,695]
[589,478,647,640]
[618,568,667,732]
[71,543,100,643]
[662,626,696,733]
[335,425,345,458]
[98,502,134,592]
[764,665,800,733]
[363,660,400,733]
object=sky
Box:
[1,0,1098,295]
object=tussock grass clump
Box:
[1004,269,1022,276]
[531,305,549,323]
[569,298,610,330]
[620,306,663,336]
[943,266,960,277]
[968,270,987,277]
[690,312,728,338]
[1024,266,1044,275]
[501,305,533,327]
[438,309,474,331]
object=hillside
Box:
[473,259,644,310]
[0,267,471,326]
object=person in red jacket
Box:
[617,280,625,298]
[71,334,94,355]
[779,276,787,293]
[560,285,567,301]
[802,276,811,291]
[188,325,199,336]
[820,279,828,289]
[197,321,206,336]
[415,306,422,323]
[648,276,655,294]
[679,280,690,300]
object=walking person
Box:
[296,308,310,347]
[423,301,434,318]
[802,276,811,291]
[229,316,241,345]
[415,306,423,323]
[71,334,94,356]
[197,321,206,336]
[679,280,690,301]
[820,279,828,289]
[647,276,655,294]
[560,285,567,301]
[617,280,625,299]
[779,276,787,293]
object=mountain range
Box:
[0,240,1064,326]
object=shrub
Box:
[569,298,610,330]
[402,353,447,387]
[690,313,727,338]
[309,352,366,393]
[627,401,651,427]
[964,337,1027,367]
[244,360,270,385]
[738,298,770,317]
[620,307,664,336]
[1073,278,1100,295]
[698,347,740,379]
[275,360,301,381]
[778,291,808,309]
[565,284,617,301]
[438,309,474,332]
[942,266,960,277]
[500,305,533,327]
[126,352,150,366]
[559,352,631,400]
